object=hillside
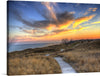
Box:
[8,39,100,74]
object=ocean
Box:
[8,43,57,52]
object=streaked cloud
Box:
[84,12,89,15]
[73,15,95,28]
[59,20,73,29]
[12,9,74,30]
[46,24,56,31]
[42,2,57,21]
[84,8,97,16]
[11,9,96,41]
[22,29,35,34]
[91,21,100,24]
[8,2,100,43]
[69,11,75,14]
[88,8,97,12]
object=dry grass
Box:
[8,39,100,74]
[59,49,100,72]
[8,56,61,75]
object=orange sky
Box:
[9,2,100,44]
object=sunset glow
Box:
[8,1,100,44]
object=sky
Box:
[8,1,100,44]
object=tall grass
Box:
[8,56,61,75]
[59,49,100,72]
[8,39,100,74]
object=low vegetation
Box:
[8,39,100,74]
[59,49,100,72]
[58,40,100,72]
[8,56,61,75]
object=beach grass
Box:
[57,40,100,72]
[7,56,61,75]
[8,39,100,74]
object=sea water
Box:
[8,43,53,52]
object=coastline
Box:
[7,39,100,74]
[8,42,60,53]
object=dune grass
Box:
[8,39,100,74]
[59,49,100,72]
[7,56,61,75]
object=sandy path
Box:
[54,57,76,73]
[45,49,76,73]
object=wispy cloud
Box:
[12,8,74,30]
[88,8,97,12]
[84,8,97,15]
[42,2,57,21]
[91,21,100,24]
[73,15,95,28]
[9,2,98,43]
